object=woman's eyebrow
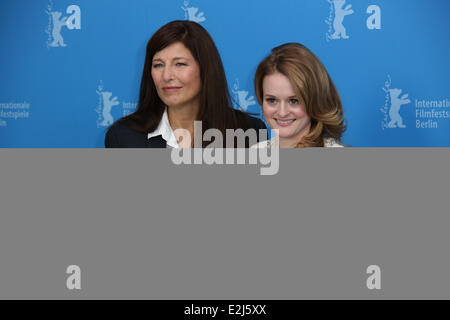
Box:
[153,57,188,62]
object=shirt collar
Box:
[147,108,179,148]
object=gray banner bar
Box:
[0,149,449,299]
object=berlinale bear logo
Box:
[181,0,206,23]
[328,0,354,40]
[387,88,411,128]
[380,76,411,129]
[96,82,121,128]
[45,1,81,48]
[232,79,257,113]
[326,0,381,41]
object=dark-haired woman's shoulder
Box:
[236,110,268,142]
[234,109,266,130]
[105,121,150,148]
[247,114,267,131]
[236,110,267,143]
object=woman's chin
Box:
[276,129,296,139]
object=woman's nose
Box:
[277,102,290,117]
[162,66,174,82]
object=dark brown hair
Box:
[118,20,255,146]
[255,43,346,147]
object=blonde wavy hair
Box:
[254,43,346,147]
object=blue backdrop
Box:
[1,0,449,147]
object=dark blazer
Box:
[105,116,267,148]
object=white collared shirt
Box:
[147,108,180,148]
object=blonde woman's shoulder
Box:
[324,137,345,148]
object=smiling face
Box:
[262,72,311,146]
[151,42,202,110]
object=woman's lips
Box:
[163,86,181,92]
[275,119,296,127]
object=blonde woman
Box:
[253,43,346,148]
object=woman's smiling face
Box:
[262,72,311,144]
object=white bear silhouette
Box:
[182,1,206,22]
[99,91,120,127]
[236,90,256,112]
[49,11,68,47]
[329,0,354,40]
[386,88,411,128]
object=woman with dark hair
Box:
[253,43,346,148]
[105,20,266,148]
